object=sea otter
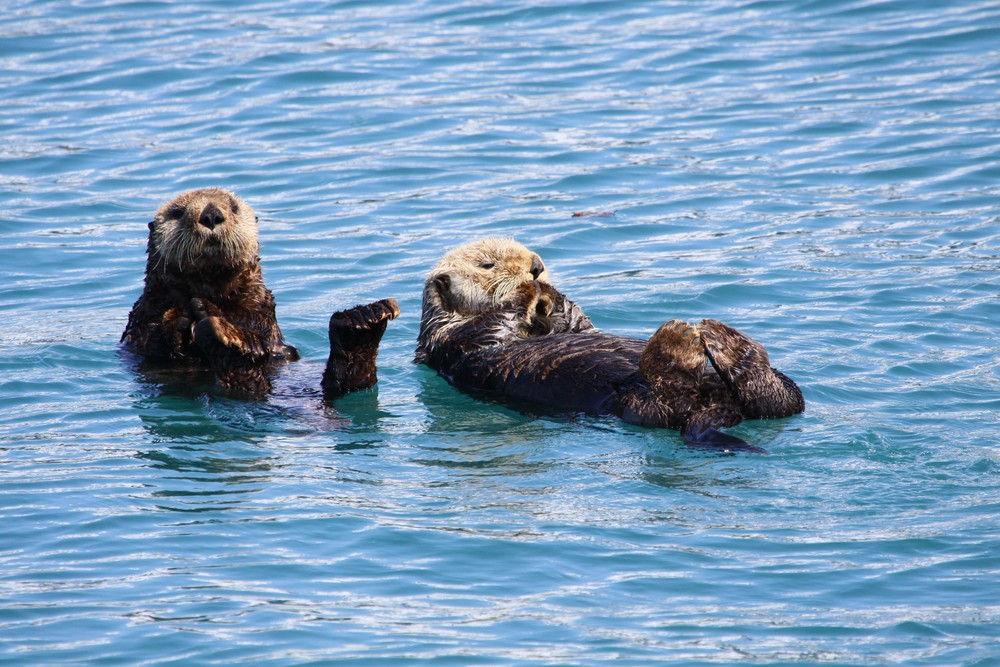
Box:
[122,188,396,400]
[416,238,804,452]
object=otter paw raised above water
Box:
[698,318,805,419]
[640,320,706,380]
[327,298,399,357]
[509,281,557,337]
[189,298,245,352]
[323,298,399,401]
[160,307,194,357]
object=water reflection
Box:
[130,389,277,512]
[414,367,538,434]
[126,352,407,513]
[124,345,397,439]
[406,369,777,537]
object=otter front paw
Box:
[188,297,219,322]
[158,307,194,357]
[189,297,268,360]
[512,282,556,337]
[193,315,234,349]
[323,298,399,401]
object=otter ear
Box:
[147,220,156,231]
[432,273,451,294]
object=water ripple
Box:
[2,0,1000,663]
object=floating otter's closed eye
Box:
[416,237,804,453]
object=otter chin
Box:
[416,237,804,453]
[121,187,299,397]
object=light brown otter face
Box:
[429,237,549,313]
[149,188,259,273]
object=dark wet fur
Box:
[417,280,803,453]
[322,298,399,402]
[121,191,298,398]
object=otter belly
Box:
[446,333,648,416]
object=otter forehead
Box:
[432,237,547,278]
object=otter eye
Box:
[479,262,495,270]
[230,200,240,214]
[165,205,185,219]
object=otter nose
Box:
[198,203,225,230]
[530,256,545,280]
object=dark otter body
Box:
[121,188,399,401]
[417,267,804,452]
[121,188,299,397]
[123,188,398,402]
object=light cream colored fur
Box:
[428,237,548,313]
[151,188,259,273]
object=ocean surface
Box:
[1,0,998,664]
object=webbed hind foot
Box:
[639,320,706,382]
[637,321,708,428]
[698,319,804,419]
[698,319,768,384]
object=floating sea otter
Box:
[415,238,804,452]
[121,187,396,399]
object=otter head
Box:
[148,188,259,274]
[427,237,548,314]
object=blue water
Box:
[2,0,999,664]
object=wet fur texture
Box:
[121,188,299,397]
[322,298,400,402]
[416,238,804,452]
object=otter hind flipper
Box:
[682,424,768,454]
[322,298,400,401]
[637,320,707,423]
[698,319,805,419]
[639,320,705,382]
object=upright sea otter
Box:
[416,238,804,452]
[122,188,396,400]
